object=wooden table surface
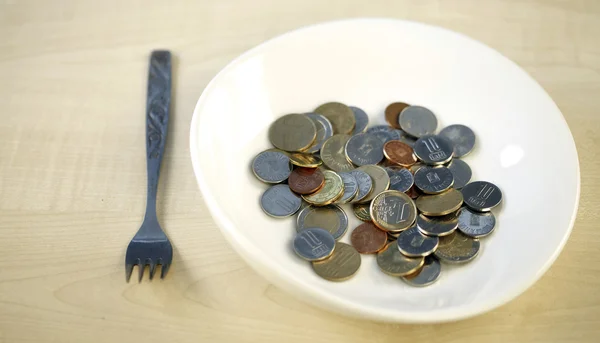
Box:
[1,1,600,342]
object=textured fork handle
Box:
[144,51,171,224]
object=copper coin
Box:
[350,222,388,254]
[383,140,418,167]
[385,102,410,129]
[288,168,325,194]
[406,185,421,199]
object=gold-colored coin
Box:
[314,102,356,134]
[409,163,424,174]
[302,170,344,206]
[416,189,463,216]
[288,153,322,168]
[434,231,480,264]
[352,203,372,221]
[296,205,348,240]
[312,242,361,281]
[320,134,355,172]
[268,113,317,152]
[370,190,416,232]
[356,165,390,203]
[376,241,424,276]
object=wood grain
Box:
[1,0,600,342]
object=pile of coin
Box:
[252,101,502,286]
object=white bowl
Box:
[190,19,579,323]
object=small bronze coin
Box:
[268,113,317,152]
[434,231,480,264]
[376,241,424,276]
[385,102,410,129]
[312,242,361,281]
[320,134,355,172]
[416,189,463,216]
[353,203,372,221]
[350,222,388,254]
[314,102,356,135]
[383,140,418,167]
[301,170,344,206]
[288,167,325,194]
[288,153,322,168]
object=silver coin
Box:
[461,181,502,212]
[350,170,373,203]
[251,150,292,183]
[416,213,458,236]
[457,207,496,238]
[385,166,414,193]
[366,125,402,144]
[305,113,334,153]
[439,124,475,157]
[397,131,417,147]
[402,256,441,287]
[260,184,301,218]
[397,226,439,257]
[413,135,454,165]
[349,106,369,134]
[345,133,384,166]
[297,205,348,239]
[293,228,336,261]
[338,172,359,203]
[399,105,438,138]
[414,166,454,194]
[447,159,472,189]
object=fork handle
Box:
[144,50,171,223]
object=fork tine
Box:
[149,262,157,280]
[138,264,145,282]
[161,263,170,279]
[125,264,134,282]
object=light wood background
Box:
[1,1,599,342]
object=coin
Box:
[387,231,401,241]
[288,167,325,195]
[366,125,402,144]
[337,172,359,203]
[297,204,348,239]
[260,184,302,218]
[349,106,369,134]
[434,231,480,264]
[305,113,334,153]
[397,226,439,257]
[398,133,417,147]
[414,165,454,194]
[350,222,388,254]
[288,152,322,168]
[301,170,344,206]
[416,189,463,216]
[268,113,317,152]
[293,228,336,261]
[385,102,410,129]
[320,134,355,172]
[413,135,454,165]
[312,242,361,281]
[461,181,503,212]
[409,163,424,174]
[314,102,356,134]
[349,170,373,203]
[376,241,424,276]
[457,207,496,238]
[406,185,421,199]
[345,133,385,166]
[356,165,390,203]
[399,105,438,138]
[416,213,458,237]
[439,124,476,157]
[446,159,472,189]
[370,190,417,232]
[402,256,441,287]
[383,140,418,167]
[251,150,292,183]
[352,203,372,221]
[385,166,414,193]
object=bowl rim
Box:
[189,18,581,323]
